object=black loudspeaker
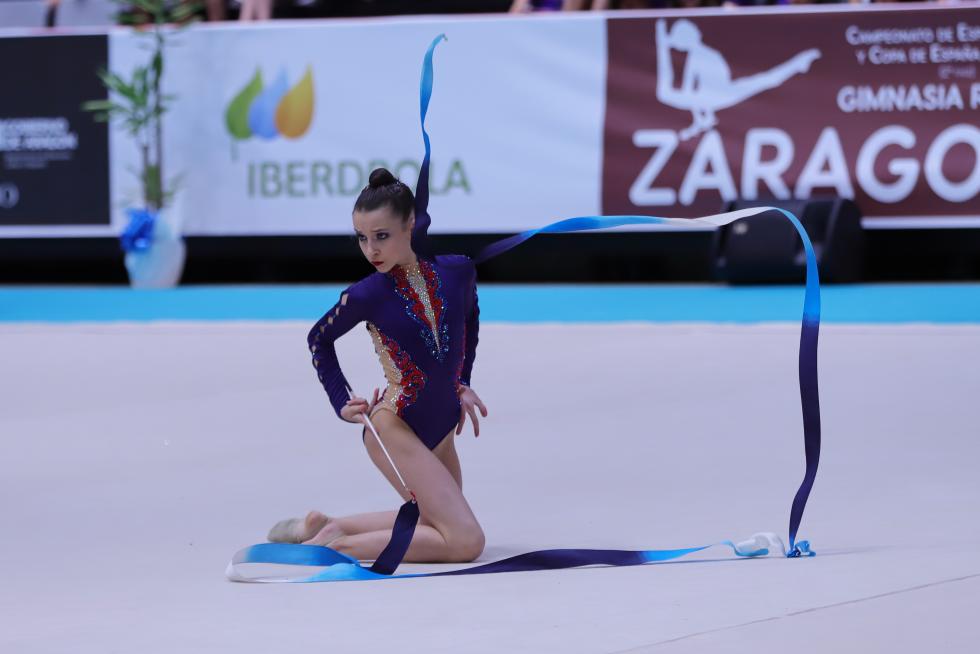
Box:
[712,197,864,284]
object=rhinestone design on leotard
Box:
[387,259,450,361]
[367,322,427,414]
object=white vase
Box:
[124,212,186,289]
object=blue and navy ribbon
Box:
[226,35,820,583]
[409,34,446,260]
[369,499,420,575]
[469,208,821,560]
[226,536,794,583]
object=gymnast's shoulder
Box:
[435,253,477,277]
[339,272,388,306]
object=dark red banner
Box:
[603,7,980,226]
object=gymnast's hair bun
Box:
[355,167,415,222]
[368,168,398,189]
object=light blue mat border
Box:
[0,284,977,324]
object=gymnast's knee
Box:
[446,525,485,563]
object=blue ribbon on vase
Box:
[119,208,157,254]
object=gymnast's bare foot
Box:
[267,510,330,543]
[302,519,347,547]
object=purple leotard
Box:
[307,222,479,451]
[307,40,483,452]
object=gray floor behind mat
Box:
[2,322,978,653]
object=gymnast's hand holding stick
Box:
[340,387,380,423]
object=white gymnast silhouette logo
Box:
[655,19,821,141]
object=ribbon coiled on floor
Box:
[227,34,820,583]
[226,533,810,584]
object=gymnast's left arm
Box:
[457,263,488,436]
[307,284,369,422]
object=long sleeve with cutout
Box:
[307,284,369,420]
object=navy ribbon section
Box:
[226,34,820,584]
[370,500,421,575]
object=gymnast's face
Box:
[353,206,416,274]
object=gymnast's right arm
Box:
[307,284,368,421]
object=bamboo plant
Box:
[83,0,198,213]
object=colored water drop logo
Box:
[276,68,314,139]
[224,66,314,142]
[225,69,263,140]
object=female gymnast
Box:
[267,167,489,564]
[228,35,820,582]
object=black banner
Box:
[0,35,110,226]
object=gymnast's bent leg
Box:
[277,425,463,544]
[304,411,484,564]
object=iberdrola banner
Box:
[100,5,980,236]
[107,17,606,237]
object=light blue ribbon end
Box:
[736,547,769,558]
[787,540,815,558]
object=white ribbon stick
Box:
[347,387,413,499]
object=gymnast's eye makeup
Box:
[354,231,388,242]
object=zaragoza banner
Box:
[603,5,980,228]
